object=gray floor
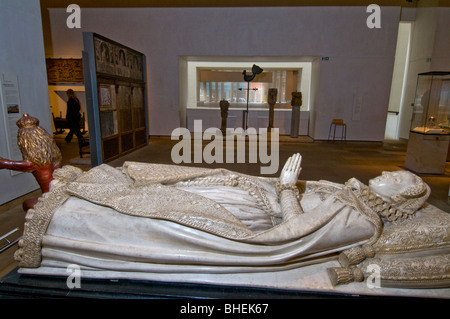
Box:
[1,134,449,279]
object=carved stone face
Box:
[368,171,416,201]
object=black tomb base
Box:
[1,268,443,317]
[0,267,426,301]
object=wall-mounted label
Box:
[0,73,22,175]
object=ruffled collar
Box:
[345,178,416,223]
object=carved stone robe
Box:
[16,162,381,278]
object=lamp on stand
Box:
[240,64,263,131]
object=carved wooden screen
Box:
[83,33,148,165]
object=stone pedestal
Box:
[405,131,450,174]
[290,105,300,138]
[267,88,277,130]
[219,99,229,134]
[290,92,302,138]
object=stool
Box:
[328,119,347,142]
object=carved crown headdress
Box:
[16,113,39,128]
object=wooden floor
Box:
[1,134,449,279]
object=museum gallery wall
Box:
[0,1,51,205]
[42,6,450,141]
[45,6,402,141]
[82,33,148,165]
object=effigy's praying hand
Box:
[277,153,304,220]
[280,153,302,185]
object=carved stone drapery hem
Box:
[329,255,450,289]
[14,166,83,268]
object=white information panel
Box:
[0,73,23,175]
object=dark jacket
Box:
[66,97,81,122]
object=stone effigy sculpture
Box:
[3,115,450,296]
[13,153,450,295]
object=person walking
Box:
[64,89,83,143]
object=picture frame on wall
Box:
[99,85,112,109]
[94,38,115,75]
[114,47,129,78]
[128,51,143,81]
[46,58,84,84]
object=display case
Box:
[405,72,450,174]
[410,71,450,134]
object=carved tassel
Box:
[338,245,375,267]
[327,267,364,286]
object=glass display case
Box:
[410,71,450,134]
[405,72,450,174]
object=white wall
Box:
[44,6,400,141]
[384,22,412,140]
[397,3,439,140]
[388,22,412,114]
[0,0,51,204]
[430,7,450,71]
